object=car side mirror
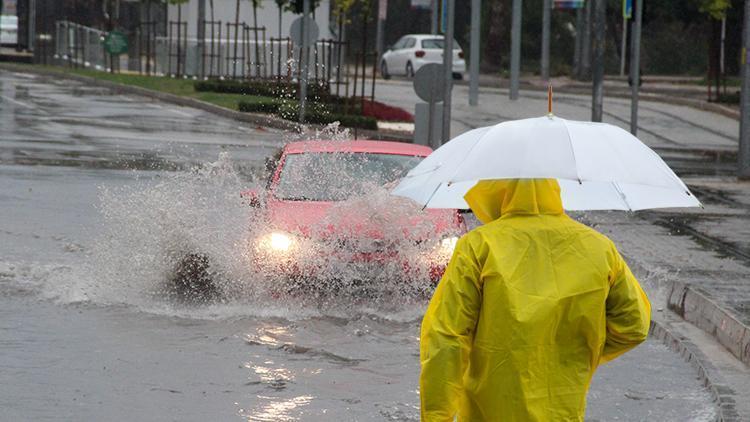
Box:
[240,189,263,208]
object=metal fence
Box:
[52,19,375,102]
[54,21,108,70]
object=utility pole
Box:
[629,0,642,135]
[431,0,438,34]
[619,15,628,76]
[541,0,551,81]
[197,0,206,79]
[580,0,592,80]
[298,0,311,123]
[469,0,481,106]
[573,7,583,76]
[376,0,386,58]
[739,0,750,178]
[591,0,605,122]
[510,0,522,100]
[441,0,455,143]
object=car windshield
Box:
[421,39,461,50]
[274,152,423,201]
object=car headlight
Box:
[259,231,297,253]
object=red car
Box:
[172,140,467,300]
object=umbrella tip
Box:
[547,83,554,117]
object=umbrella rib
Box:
[443,126,492,185]
[560,119,583,184]
[612,181,633,211]
[422,182,444,210]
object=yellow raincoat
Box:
[420,179,651,421]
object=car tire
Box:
[169,252,218,303]
[452,72,463,80]
[381,61,391,80]
[406,61,414,78]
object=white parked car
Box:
[380,34,465,80]
[1,15,18,45]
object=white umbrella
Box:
[392,115,701,211]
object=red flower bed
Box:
[361,99,414,122]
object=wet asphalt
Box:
[0,70,717,421]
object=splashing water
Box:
[74,147,458,318]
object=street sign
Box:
[414,63,445,148]
[411,0,431,8]
[289,16,319,47]
[623,0,633,18]
[413,63,445,103]
[103,30,128,55]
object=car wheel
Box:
[169,252,218,303]
[381,61,391,80]
[452,72,463,80]
[406,61,414,78]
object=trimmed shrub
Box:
[238,99,281,113]
[274,102,377,130]
[194,79,329,99]
[306,112,379,130]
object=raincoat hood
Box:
[464,179,564,224]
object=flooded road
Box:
[0,70,717,421]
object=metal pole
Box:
[580,0,591,80]
[441,0,455,143]
[509,0,522,100]
[469,0,480,106]
[629,0,642,135]
[541,0,551,81]
[619,15,628,76]
[376,0,386,56]
[573,7,582,76]
[29,0,37,52]
[738,0,750,178]
[431,0,438,34]
[720,16,726,88]
[591,0,605,122]
[299,0,311,123]
[197,0,206,78]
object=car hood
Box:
[265,198,461,241]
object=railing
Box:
[54,21,108,70]
[51,19,369,101]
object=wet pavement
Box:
[0,70,718,420]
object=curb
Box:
[667,281,750,368]
[0,63,412,142]
[650,320,741,422]
[624,256,744,420]
[462,76,740,121]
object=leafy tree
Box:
[275,0,290,38]
[695,0,731,19]
[287,0,323,14]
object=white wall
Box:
[167,0,332,41]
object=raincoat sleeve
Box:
[600,248,651,364]
[420,236,482,421]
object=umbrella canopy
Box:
[392,115,701,211]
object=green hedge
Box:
[273,102,377,130]
[238,98,281,113]
[195,79,330,99]
[304,111,378,130]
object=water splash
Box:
[51,150,456,319]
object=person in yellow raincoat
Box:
[420,179,651,421]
